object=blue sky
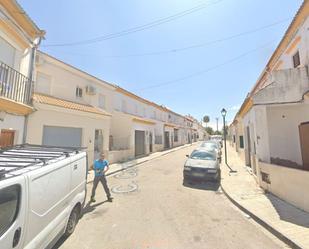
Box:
[20,0,302,129]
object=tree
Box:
[203,115,210,127]
[214,130,222,135]
[205,126,214,135]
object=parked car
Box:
[210,135,223,147]
[199,141,222,162]
[183,149,221,183]
[0,144,88,249]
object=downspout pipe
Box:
[22,37,42,144]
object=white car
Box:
[0,144,88,249]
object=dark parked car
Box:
[183,149,221,183]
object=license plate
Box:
[207,169,217,173]
[192,172,204,177]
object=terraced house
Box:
[230,1,309,212]
[27,52,206,165]
[0,1,206,166]
[0,0,44,147]
[27,51,113,166]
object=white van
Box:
[0,144,88,249]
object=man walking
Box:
[90,153,113,202]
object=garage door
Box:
[43,126,82,147]
[135,130,145,157]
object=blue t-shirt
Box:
[93,159,109,176]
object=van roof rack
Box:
[0,144,84,181]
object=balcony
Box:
[0,61,33,115]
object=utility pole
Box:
[216,117,219,132]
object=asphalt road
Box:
[55,145,288,249]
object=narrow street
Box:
[55,145,288,249]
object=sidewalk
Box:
[221,144,309,249]
[87,142,197,183]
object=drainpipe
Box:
[22,37,42,144]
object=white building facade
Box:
[0,1,44,147]
[27,52,113,166]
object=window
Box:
[0,37,16,68]
[239,136,244,149]
[174,129,179,142]
[36,72,51,95]
[293,51,300,68]
[98,94,106,109]
[76,87,83,98]
[121,100,127,112]
[0,185,20,236]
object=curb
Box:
[87,143,194,184]
[220,184,303,249]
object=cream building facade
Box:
[230,1,309,212]
[0,0,44,147]
[27,51,113,166]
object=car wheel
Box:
[64,206,80,237]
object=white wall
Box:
[27,104,111,166]
[267,103,309,166]
[35,52,114,113]
[259,161,309,213]
[0,113,25,144]
[276,16,309,70]
[254,106,271,163]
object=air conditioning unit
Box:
[86,85,96,95]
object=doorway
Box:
[299,122,309,170]
[164,131,170,149]
[246,126,251,167]
[0,129,15,148]
[135,130,145,157]
[149,132,153,153]
[94,129,104,160]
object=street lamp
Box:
[221,108,227,165]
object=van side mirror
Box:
[186,155,189,158]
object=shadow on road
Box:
[183,180,220,191]
[82,200,108,216]
[52,200,108,249]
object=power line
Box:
[136,39,277,91]
[42,0,224,47]
[100,17,290,58]
[46,17,290,58]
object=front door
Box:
[94,129,104,160]
[0,177,26,249]
[164,131,170,149]
[0,129,15,148]
[149,132,153,153]
[135,130,145,157]
[299,122,309,170]
[246,126,251,167]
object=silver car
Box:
[183,149,221,182]
[200,141,222,162]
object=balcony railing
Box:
[0,61,32,105]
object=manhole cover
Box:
[114,169,138,179]
[111,182,138,194]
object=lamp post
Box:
[221,108,227,165]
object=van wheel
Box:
[64,207,79,237]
